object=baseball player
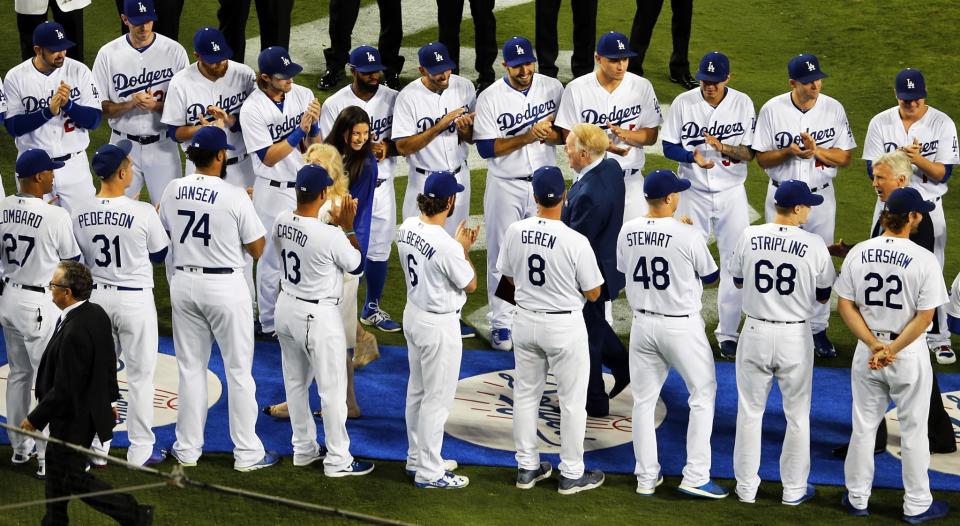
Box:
[4,21,101,213]
[497,166,606,494]
[753,53,855,359]
[317,45,401,333]
[273,164,375,477]
[555,31,662,221]
[836,187,949,523]
[474,36,564,351]
[157,127,277,471]
[92,0,188,205]
[240,46,321,336]
[1,73,6,195]
[1,149,81,479]
[71,141,169,467]
[397,171,479,489]
[660,51,756,359]
[615,169,727,499]
[862,68,959,363]
[729,180,835,505]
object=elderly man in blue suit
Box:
[560,122,630,417]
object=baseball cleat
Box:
[35,460,45,481]
[11,449,36,465]
[516,462,552,489]
[406,459,458,478]
[235,451,280,472]
[89,456,108,469]
[415,471,469,489]
[903,501,949,524]
[841,492,869,517]
[327,460,375,477]
[142,447,168,467]
[293,446,328,467]
[677,480,729,499]
[719,340,737,360]
[491,327,513,351]
[558,470,604,495]
[635,473,664,496]
[360,302,401,333]
[460,320,477,339]
[782,484,816,506]
[170,449,197,467]
[934,345,956,365]
[813,330,836,359]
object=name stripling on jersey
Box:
[317,83,398,179]
[396,217,473,314]
[392,74,476,171]
[239,84,316,182]
[273,211,360,301]
[0,195,80,285]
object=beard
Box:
[446,199,456,218]
[219,160,228,179]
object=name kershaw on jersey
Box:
[397,227,437,259]
[579,103,646,129]
[21,86,83,113]
[496,100,557,136]
[416,105,469,134]
[860,248,914,269]
[185,91,249,124]
[112,67,176,97]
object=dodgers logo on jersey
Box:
[774,127,837,148]
[580,104,643,129]
[21,86,82,113]
[185,92,249,124]
[268,113,304,142]
[680,121,746,147]
[882,140,940,157]
[496,100,557,136]
[112,68,176,98]
[369,114,392,142]
[416,105,468,134]
[885,391,960,476]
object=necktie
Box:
[54,317,62,333]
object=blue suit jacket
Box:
[562,158,626,301]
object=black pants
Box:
[17,3,84,62]
[582,298,629,417]
[437,0,497,82]
[218,0,294,62]
[115,0,185,40]
[535,0,597,79]
[872,372,957,453]
[628,0,692,77]
[325,0,404,75]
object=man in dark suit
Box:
[560,123,630,417]
[21,261,152,526]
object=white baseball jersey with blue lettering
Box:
[0,195,79,285]
[396,217,473,314]
[273,210,360,300]
[93,33,188,136]
[158,175,265,268]
[616,216,718,315]
[555,72,662,172]
[239,84,316,182]
[318,84,398,180]
[862,106,959,199]
[946,272,960,321]
[661,86,755,192]
[72,196,169,288]
[392,75,476,171]
[730,223,835,321]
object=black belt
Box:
[623,168,641,176]
[636,309,688,318]
[51,151,80,162]
[268,179,296,188]
[872,329,901,340]
[2,277,44,293]
[93,283,144,291]
[771,180,831,192]
[226,154,248,166]
[519,305,571,314]
[281,286,338,305]
[175,266,234,274]
[749,316,804,325]
[112,129,161,145]
[513,176,533,182]
[415,166,461,176]
[376,178,387,188]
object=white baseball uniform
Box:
[835,236,947,516]
[863,105,959,348]
[728,223,835,503]
[273,210,362,474]
[661,86,755,344]
[158,174,267,469]
[4,57,101,212]
[615,215,719,491]
[0,74,6,194]
[239,84,316,333]
[392,75,475,236]
[555,72,662,221]
[474,74,563,332]
[72,196,169,466]
[496,216,603,480]
[0,194,80,463]
[753,92,855,333]
[92,33,189,204]
[396,216,474,482]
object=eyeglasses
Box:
[47,282,69,291]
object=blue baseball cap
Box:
[423,171,464,199]
[193,27,232,63]
[349,46,386,73]
[886,187,935,214]
[532,166,565,200]
[896,68,926,101]
[695,51,729,83]
[788,54,828,84]
[596,31,636,59]
[189,126,235,151]
[419,42,456,75]
[296,164,335,193]
[91,140,133,178]
[16,149,65,178]
[124,0,157,26]
[32,21,75,52]
[503,36,536,67]
[774,180,824,207]
[643,169,690,199]
[258,46,302,79]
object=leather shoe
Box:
[669,73,698,89]
[132,504,154,526]
[316,69,343,91]
[384,70,402,90]
[608,374,629,400]
[831,443,886,459]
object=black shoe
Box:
[609,373,629,400]
[831,443,886,459]
[131,504,154,526]
[931,442,958,454]
[384,70,402,90]
[669,73,698,89]
[475,77,494,95]
[317,69,344,91]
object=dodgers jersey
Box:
[72,196,169,289]
[474,74,563,178]
[555,72,662,173]
[753,92,856,185]
[835,236,947,333]
[615,216,718,315]
[3,57,101,155]
[396,217,473,314]
[0,195,80,285]
[317,84,398,180]
[158,174,265,269]
[946,273,960,322]
[273,211,360,301]
[162,61,255,156]
[661,86,756,192]
[863,106,960,199]
[392,75,476,171]
[93,33,189,136]
[240,84,315,182]
[0,73,7,116]
[497,216,603,312]
[730,223,835,322]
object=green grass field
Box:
[2,1,960,524]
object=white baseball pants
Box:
[367,178,397,262]
[623,171,648,223]
[47,153,95,213]
[483,176,536,331]
[114,135,182,206]
[402,163,471,237]
[253,177,296,333]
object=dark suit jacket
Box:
[562,157,626,301]
[28,301,120,444]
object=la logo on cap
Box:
[707,61,715,72]
[806,61,816,71]
[907,78,915,89]
[211,41,220,51]
[138,2,146,12]
[515,44,524,55]
[434,51,444,62]
[617,39,625,50]
[281,56,290,66]
[367,52,375,62]
[55,29,64,40]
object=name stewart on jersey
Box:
[175,185,218,204]
[581,103,643,128]
[861,248,913,269]
[76,210,135,229]
[774,127,836,148]
[276,223,307,247]
[397,228,437,259]
[21,86,82,113]
[624,230,672,248]
[185,91,249,124]
[521,229,556,249]
[269,113,303,142]
[112,67,176,97]
[0,209,43,228]
[497,100,557,136]
[750,235,808,257]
